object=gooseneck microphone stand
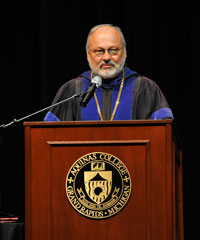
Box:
[0,93,81,129]
[1,74,102,130]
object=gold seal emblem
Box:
[66,152,132,219]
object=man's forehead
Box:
[89,26,122,46]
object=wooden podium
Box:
[24,120,184,240]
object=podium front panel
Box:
[24,120,183,240]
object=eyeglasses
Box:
[88,47,123,57]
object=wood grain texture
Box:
[24,120,183,240]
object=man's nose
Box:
[102,50,111,61]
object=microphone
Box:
[80,76,102,107]
[0,76,102,128]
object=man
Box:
[44,24,173,121]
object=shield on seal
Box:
[84,171,112,204]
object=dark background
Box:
[0,0,198,239]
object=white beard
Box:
[89,56,126,79]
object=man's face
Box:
[87,26,127,79]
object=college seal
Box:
[65,152,132,219]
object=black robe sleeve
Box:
[48,77,82,121]
[132,76,171,119]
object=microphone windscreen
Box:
[91,76,102,88]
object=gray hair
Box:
[86,24,127,53]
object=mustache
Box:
[99,60,115,68]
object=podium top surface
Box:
[24,119,173,127]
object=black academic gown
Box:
[44,67,173,121]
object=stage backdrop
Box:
[0,0,198,239]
